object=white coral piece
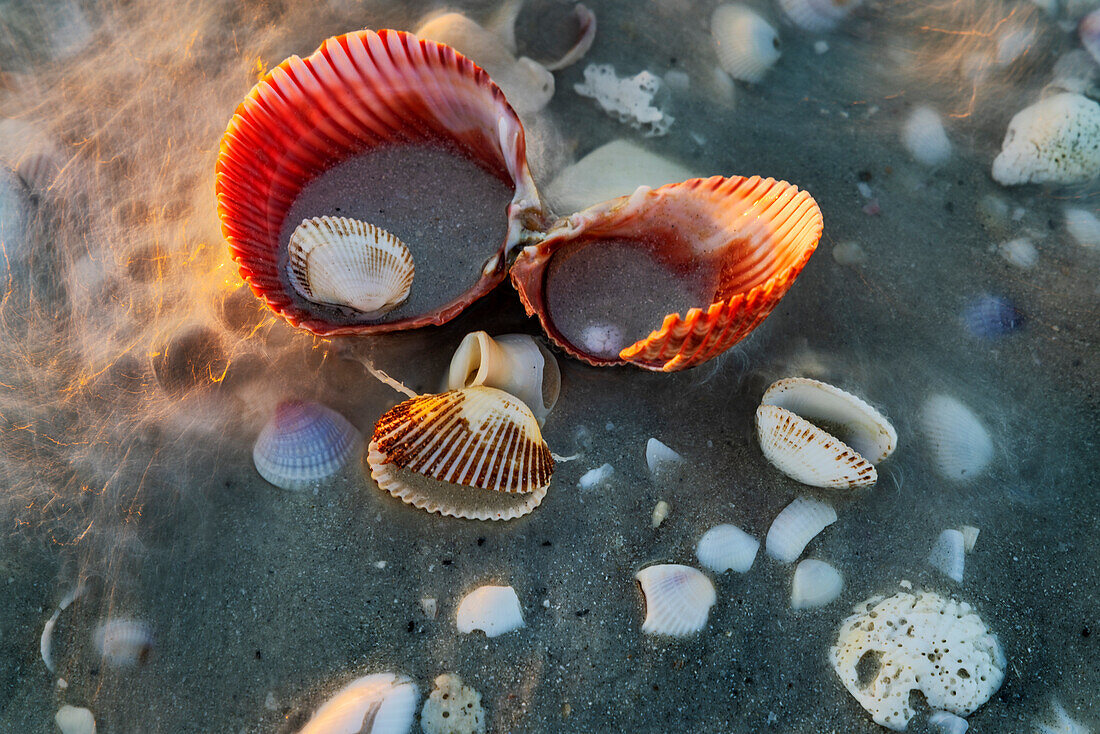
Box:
[992,93,1100,185]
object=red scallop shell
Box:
[509,176,823,371]
[215,29,543,336]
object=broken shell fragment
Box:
[765,496,837,563]
[791,559,843,609]
[830,590,1006,730]
[635,564,717,636]
[253,401,361,491]
[444,331,560,425]
[216,29,543,337]
[287,216,414,317]
[55,706,96,734]
[777,0,863,32]
[696,523,759,573]
[645,437,685,480]
[510,176,823,371]
[456,585,525,637]
[367,387,554,521]
[929,710,969,734]
[299,672,418,734]
[927,529,966,583]
[756,378,895,489]
[711,4,782,84]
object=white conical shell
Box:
[444,332,560,425]
[299,672,418,734]
[93,618,153,668]
[765,496,837,563]
[253,401,362,491]
[791,559,843,609]
[919,395,993,481]
[367,387,553,521]
[55,706,95,734]
[928,529,966,583]
[287,216,414,317]
[456,585,525,638]
[635,564,717,636]
[711,4,781,83]
[756,405,878,488]
[696,524,759,573]
[777,0,862,32]
[646,438,685,480]
[761,378,896,463]
[902,106,953,167]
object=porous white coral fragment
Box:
[574,64,674,136]
[992,93,1100,185]
[830,591,1006,731]
[421,673,486,734]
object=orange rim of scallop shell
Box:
[509,176,823,371]
[215,29,543,337]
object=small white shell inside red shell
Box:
[253,401,361,491]
[299,672,419,734]
[635,564,717,636]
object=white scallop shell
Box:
[456,585,525,638]
[696,524,759,573]
[299,672,418,734]
[902,106,953,167]
[765,496,837,563]
[761,378,896,463]
[253,401,361,491]
[635,564,717,636]
[287,216,414,317]
[711,4,782,83]
[444,332,561,425]
[919,395,993,481]
[791,559,843,609]
[645,438,685,480]
[54,706,95,734]
[928,529,966,583]
[777,0,862,32]
[93,618,153,668]
[756,405,878,488]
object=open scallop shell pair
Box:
[216,29,824,371]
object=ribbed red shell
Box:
[215,29,542,336]
[510,176,823,371]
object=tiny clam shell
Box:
[456,585,525,637]
[367,386,554,521]
[790,559,843,609]
[635,564,717,636]
[299,672,418,734]
[696,523,759,573]
[93,618,153,668]
[444,332,560,425]
[919,394,993,481]
[765,496,837,563]
[287,216,414,318]
[253,401,361,491]
[711,4,782,84]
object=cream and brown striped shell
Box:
[367,387,554,520]
[287,216,414,317]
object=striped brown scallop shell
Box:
[367,386,554,521]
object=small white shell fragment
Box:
[992,93,1100,185]
[545,139,699,214]
[830,591,1006,730]
[421,673,486,734]
[927,529,966,583]
[55,706,96,734]
[711,4,781,84]
[959,525,980,553]
[929,710,970,734]
[635,564,717,637]
[1083,8,1100,65]
[287,216,415,317]
[420,598,438,620]
[765,496,837,564]
[1036,700,1091,734]
[445,332,561,425]
[778,0,862,32]
[902,106,953,166]
[574,64,673,136]
[299,672,418,734]
[814,40,830,54]
[650,500,670,528]
[696,524,759,573]
[791,559,843,610]
[93,618,153,668]
[919,395,993,481]
[756,405,878,488]
[999,237,1038,268]
[41,582,85,673]
[253,401,361,491]
[645,438,684,479]
[578,463,614,490]
[832,241,866,266]
[1064,207,1100,247]
[456,585,525,638]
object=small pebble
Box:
[651,500,670,528]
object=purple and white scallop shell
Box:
[252,401,361,490]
